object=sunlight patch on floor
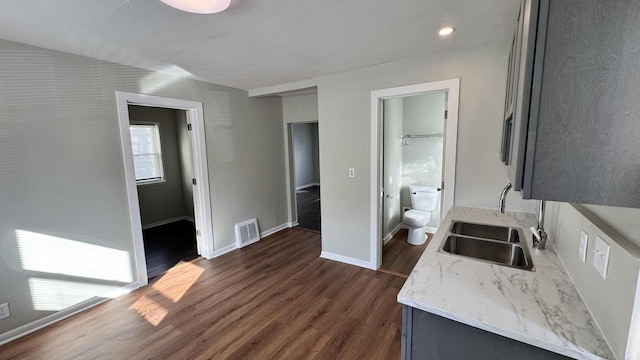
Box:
[152,261,204,303]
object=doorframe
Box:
[283,120,320,229]
[370,79,460,269]
[115,91,215,287]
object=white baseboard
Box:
[0,282,139,347]
[295,183,320,190]
[288,221,299,228]
[211,243,237,258]
[142,216,194,229]
[383,223,403,245]
[320,251,375,270]
[260,222,289,238]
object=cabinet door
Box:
[500,5,523,165]
[525,0,640,207]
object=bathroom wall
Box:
[400,93,445,229]
[175,110,194,219]
[382,98,403,239]
[545,202,640,360]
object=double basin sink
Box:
[438,221,534,271]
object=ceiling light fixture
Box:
[439,26,455,36]
[161,0,231,14]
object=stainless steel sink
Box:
[440,235,534,271]
[449,221,521,243]
[439,221,534,271]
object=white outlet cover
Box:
[348,168,355,178]
[578,230,588,263]
[0,303,10,320]
[592,236,611,279]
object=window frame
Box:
[129,122,166,186]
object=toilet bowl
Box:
[403,185,439,245]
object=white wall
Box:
[316,42,537,262]
[382,98,403,238]
[0,38,286,335]
[176,111,195,219]
[401,93,445,229]
[545,202,640,360]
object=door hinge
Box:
[192,178,197,185]
[444,110,448,120]
[196,229,201,236]
[187,123,192,131]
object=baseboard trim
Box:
[295,183,320,190]
[260,222,289,238]
[320,251,375,270]
[0,282,140,347]
[288,221,299,228]
[383,223,403,245]
[142,216,194,229]
[211,243,237,258]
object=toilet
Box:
[403,185,439,245]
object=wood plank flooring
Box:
[296,185,321,232]
[379,229,432,277]
[143,220,198,279]
[0,228,405,360]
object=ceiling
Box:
[0,0,519,90]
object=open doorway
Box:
[128,105,197,279]
[116,92,214,287]
[289,122,321,232]
[370,79,460,274]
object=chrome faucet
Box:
[499,183,512,213]
[532,200,548,250]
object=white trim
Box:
[116,91,216,289]
[295,183,320,190]
[320,251,375,270]
[289,221,299,228]
[260,222,289,238]
[370,79,460,270]
[142,216,194,230]
[211,243,237,258]
[0,282,139,346]
[383,223,403,245]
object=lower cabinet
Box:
[401,306,570,360]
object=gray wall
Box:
[282,93,318,124]
[128,105,190,226]
[317,42,538,262]
[292,122,319,188]
[0,38,286,335]
[176,110,194,219]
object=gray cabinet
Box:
[503,0,640,208]
[401,306,570,360]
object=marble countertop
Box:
[397,206,615,360]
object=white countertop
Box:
[397,206,615,360]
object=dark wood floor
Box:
[296,185,321,232]
[0,228,405,360]
[143,220,198,279]
[379,229,432,278]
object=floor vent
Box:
[235,218,260,248]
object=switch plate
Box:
[578,230,589,263]
[592,236,611,279]
[348,168,355,178]
[0,303,10,320]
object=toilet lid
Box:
[404,209,430,221]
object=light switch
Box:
[348,168,355,178]
[592,236,611,279]
[578,230,589,263]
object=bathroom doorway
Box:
[370,79,460,274]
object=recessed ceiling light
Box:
[439,26,455,36]
[161,0,231,14]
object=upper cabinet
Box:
[501,0,640,208]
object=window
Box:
[129,123,164,184]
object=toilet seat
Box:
[404,209,430,227]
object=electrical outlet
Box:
[592,236,611,279]
[578,230,589,263]
[0,303,10,320]
[348,168,355,178]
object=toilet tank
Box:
[409,185,439,211]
